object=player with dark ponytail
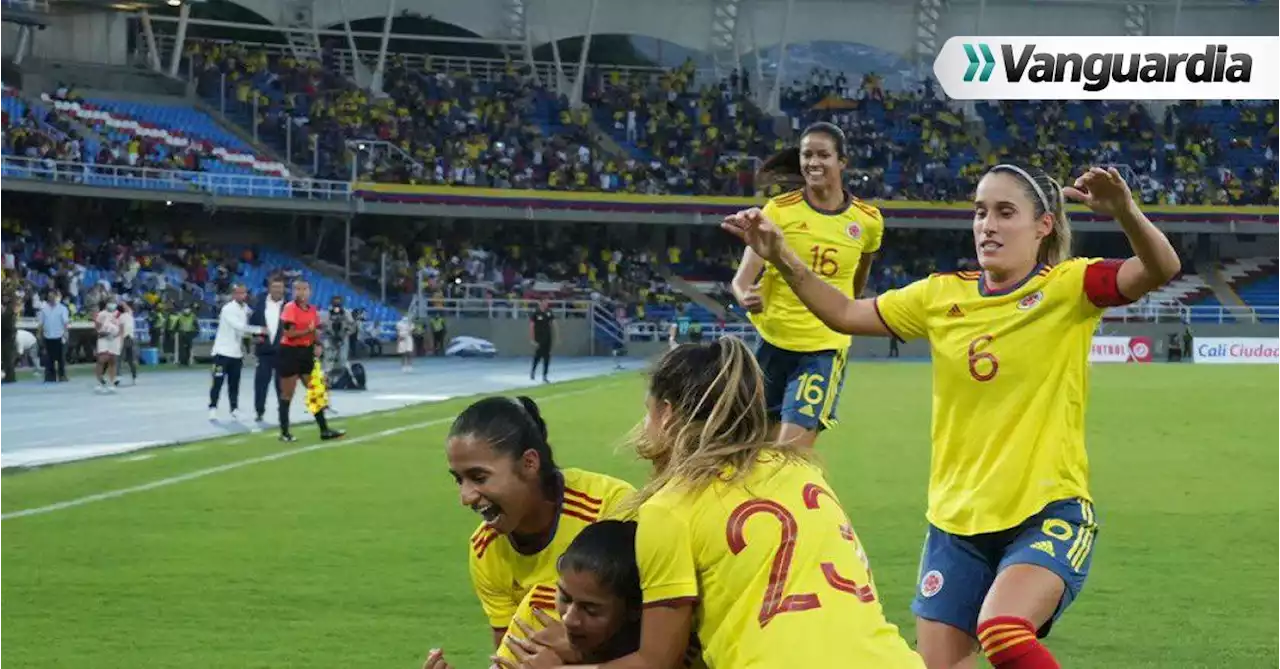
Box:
[445,396,634,650]
[733,121,887,450]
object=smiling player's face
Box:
[973,171,1051,278]
[446,434,541,535]
[800,132,844,191]
[557,569,635,660]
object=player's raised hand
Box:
[527,609,578,663]
[1062,167,1136,219]
[422,648,454,669]
[722,207,786,264]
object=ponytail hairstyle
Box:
[449,395,559,496]
[755,122,849,191]
[627,337,807,510]
[557,520,643,615]
[987,163,1073,265]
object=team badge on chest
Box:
[1017,290,1045,311]
[846,222,862,240]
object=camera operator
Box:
[325,296,353,371]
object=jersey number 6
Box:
[726,483,876,628]
[967,334,999,382]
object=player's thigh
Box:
[984,498,1099,636]
[754,339,796,420]
[912,526,995,661]
[779,349,847,433]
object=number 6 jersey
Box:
[751,190,884,354]
[874,257,1132,537]
[635,451,922,669]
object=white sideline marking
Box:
[2,385,606,521]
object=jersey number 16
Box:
[726,483,876,628]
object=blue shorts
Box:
[755,339,848,432]
[911,498,1099,639]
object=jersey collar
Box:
[508,469,565,556]
[802,188,853,216]
[979,263,1045,297]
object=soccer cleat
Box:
[279,433,297,443]
[320,429,346,441]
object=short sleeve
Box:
[597,478,637,521]
[874,277,932,341]
[468,543,517,629]
[280,303,297,325]
[1080,258,1133,308]
[761,197,781,225]
[636,501,699,607]
[857,203,885,254]
[493,586,560,663]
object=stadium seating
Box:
[1223,257,1279,322]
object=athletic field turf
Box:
[2,363,1276,668]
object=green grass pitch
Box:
[2,363,1276,668]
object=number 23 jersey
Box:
[635,452,922,669]
[752,190,884,353]
[874,257,1132,537]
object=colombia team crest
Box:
[1017,290,1045,311]
[846,222,862,240]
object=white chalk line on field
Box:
[2,385,608,521]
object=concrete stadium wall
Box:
[440,316,596,358]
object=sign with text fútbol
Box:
[1090,336,1153,364]
[934,36,1279,100]
[1193,337,1279,364]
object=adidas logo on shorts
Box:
[1030,540,1056,558]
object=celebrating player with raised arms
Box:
[447,396,635,650]
[561,338,921,669]
[733,122,884,449]
[722,165,1181,669]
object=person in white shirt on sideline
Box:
[250,276,287,423]
[209,284,265,420]
[396,314,414,372]
[116,301,138,386]
[94,299,122,393]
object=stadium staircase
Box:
[228,248,402,324]
[654,265,728,320]
[1222,257,1279,323]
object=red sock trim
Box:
[978,616,1036,661]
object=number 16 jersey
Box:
[635,452,922,669]
[751,190,884,354]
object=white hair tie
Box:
[994,164,1052,213]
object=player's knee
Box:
[916,618,978,669]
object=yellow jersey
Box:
[875,257,1127,536]
[635,452,922,669]
[495,585,708,668]
[468,468,635,630]
[751,190,884,353]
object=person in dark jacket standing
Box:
[251,276,287,423]
[529,299,556,383]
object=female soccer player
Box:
[276,279,344,442]
[446,396,635,650]
[722,165,1181,669]
[428,521,703,669]
[732,121,884,449]
[558,338,921,669]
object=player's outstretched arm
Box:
[1064,167,1181,299]
[722,208,892,337]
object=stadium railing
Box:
[409,297,592,321]
[1102,304,1276,324]
[159,36,706,87]
[0,156,351,200]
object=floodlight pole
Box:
[167,1,191,78]
[140,10,162,73]
[767,0,795,115]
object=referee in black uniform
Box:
[529,299,556,383]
